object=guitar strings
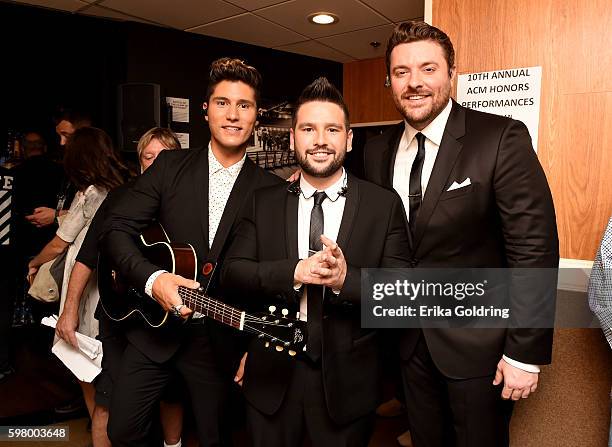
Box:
[178,287,296,327]
[179,289,292,343]
[177,286,296,344]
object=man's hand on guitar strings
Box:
[152,272,199,319]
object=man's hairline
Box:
[292,99,350,131]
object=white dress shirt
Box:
[392,99,539,373]
[393,99,452,221]
[296,169,347,321]
[144,144,245,298]
[208,143,245,248]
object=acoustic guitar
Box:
[98,223,307,356]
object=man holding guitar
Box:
[102,58,282,447]
[221,78,411,447]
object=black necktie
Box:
[408,132,426,238]
[307,191,327,361]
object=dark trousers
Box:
[401,333,514,447]
[247,358,375,447]
[108,326,232,447]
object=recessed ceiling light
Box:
[308,12,339,25]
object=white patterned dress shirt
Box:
[145,144,245,298]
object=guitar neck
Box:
[178,286,244,330]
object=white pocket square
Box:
[447,178,471,191]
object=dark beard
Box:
[296,148,346,178]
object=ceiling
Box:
[7,0,424,63]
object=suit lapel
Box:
[285,182,299,259]
[413,102,466,250]
[381,123,404,189]
[336,174,358,249]
[208,157,257,260]
[193,148,210,253]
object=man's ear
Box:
[202,103,208,121]
[289,128,295,150]
[346,128,353,152]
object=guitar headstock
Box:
[246,306,307,357]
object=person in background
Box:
[56,127,186,447]
[13,131,65,322]
[27,127,128,442]
[15,132,65,261]
[25,108,92,229]
[587,217,612,447]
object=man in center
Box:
[221,77,410,447]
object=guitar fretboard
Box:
[178,286,244,329]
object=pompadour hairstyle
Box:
[385,21,455,76]
[292,77,350,130]
[205,57,262,104]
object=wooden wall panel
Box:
[556,2,612,95]
[552,92,612,259]
[343,58,402,123]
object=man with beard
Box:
[221,77,410,447]
[103,58,282,447]
[363,22,558,446]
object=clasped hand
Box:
[294,235,347,291]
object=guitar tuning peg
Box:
[265,342,270,348]
[268,305,276,314]
[288,350,297,356]
[281,308,289,317]
[275,346,284,352]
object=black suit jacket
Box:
[221,174,411,425]
[102,147,283,367]
[363,101,559,379]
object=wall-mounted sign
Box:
[166,97,189,123]
[456,66,542,151]
[175,132,189,149]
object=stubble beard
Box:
[395,84,451,129]
[296,147,346,179]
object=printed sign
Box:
[457,66,542,151]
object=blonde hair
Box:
[136,127,181,158]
